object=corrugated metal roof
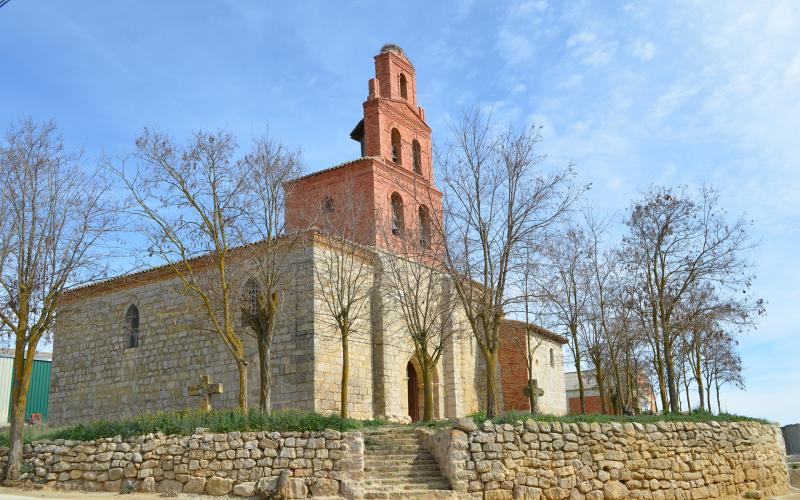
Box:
[0,348,52,361]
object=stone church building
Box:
[48,45,567,426]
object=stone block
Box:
[205,476,234,496]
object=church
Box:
[48,45,567,426]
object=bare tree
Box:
[701,330,744,414]
[538,226,590,413]
[313,177,374,418]
[238,134,304,412]
[512,241,546,413]
[114,129,251,410]
[0,119,116,480]
[381,236,462,421]
[437,107,579,418]
[622,186,754,413]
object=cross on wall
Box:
[187,375,223,411]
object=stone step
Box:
[365,440,422,447]
[365,458,438,467]
[367,446,430,455]
[364,438,422,444]
[365,465,442,474]
[364,468,445,477]
[365,443,427,450]
[365,481,452,490]
[364,489,467,499]
[366,449,435,456]
[363,427,454,497]
[364,459,439,472]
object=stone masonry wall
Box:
[50,244,317,426]
[0,429,365,499]
[422,419,790,499]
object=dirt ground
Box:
[0,485,797,499]
[0,488,198,500]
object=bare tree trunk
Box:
[257,335,272,412]
[237,361,248,411]
[421,362,434,421]
[484,348,500,419]
[715,378,721,415]
[570,323,586,414]
[664,331,680,413]
[592,355,608,414]
[258,292,279,412]
[527,362,536,413]
[4,347,33,481]
[683,363,691,412]
[694,340,705,412]
[340,330,349,419]
[651,329,669,413]
[611,357,624,414]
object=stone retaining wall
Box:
[421,419,790,499]
[0,429,365,498]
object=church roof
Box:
[284,156,377,184]
[500,318,568,345]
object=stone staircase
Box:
[362,426,463,499]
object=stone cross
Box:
[187,375,223,411]
[523,379,545,412]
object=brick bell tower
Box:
[285,44,443,255]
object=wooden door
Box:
[407,362,419,422]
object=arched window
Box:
[419,205,431,248]
[245,278,260,315]
[549,348,555,368]
[391,192,404,236]
[125,305,139,348]
[399,73,408,99]
[322,196,335,214]
[391,128,401,164]
[412,140,422,174]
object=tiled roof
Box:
[500,318,568,345]
[285,157,377,183]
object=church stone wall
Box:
[51,235,566,426]
[49,246,318,426]
[310,243,375,419]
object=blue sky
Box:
[1,1,798,424]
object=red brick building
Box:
[285,44,442,258]
[498,320,568,413]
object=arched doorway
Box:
[406,362,420,422]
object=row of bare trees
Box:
[0,110,759,481]
[534,189,757,416]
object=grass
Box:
[0,408,388,446]
[468,409,771,426]
[0,408,770,447]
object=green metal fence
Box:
[2,358,51,423]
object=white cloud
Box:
[651,84,699,119]
[630,39,655,61]
[497,28,536,65]
[565,30,616,66]
[566,31,596,48]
